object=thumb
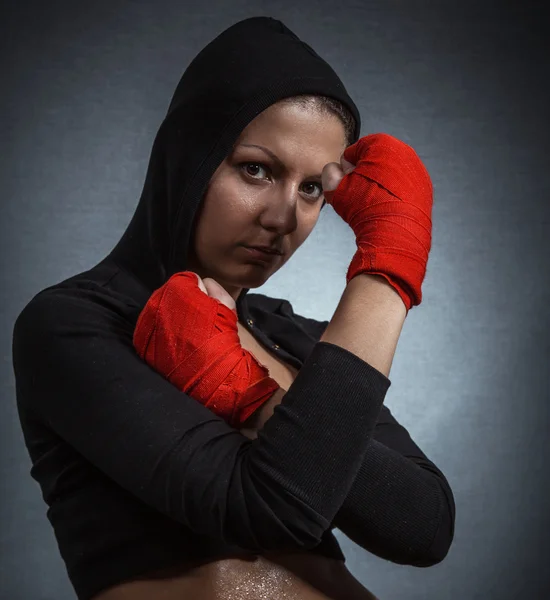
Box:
[203,278,237,313]
[321,162,345,193]
[191,272,208,295]
[322,157,356,205]
[321,157,356,192]
[341,157,355,174]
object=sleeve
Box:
[333,405,456,567]
[290,312,456,567]
[11,288,392,554]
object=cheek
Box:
[208,174,249,214]
[198,190,248,250]
[202,182,235,222]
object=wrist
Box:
[241,387,286,431]
[347,272,408,315]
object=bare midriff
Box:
[91,553,379,599]
[91,324,379,599]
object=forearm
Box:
[241,274,406,436]
[319,274,407,378]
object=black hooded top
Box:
[11,16,455,600]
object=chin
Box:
[236,262,282,287]
[236,271,273,288]
[215,249,288,286]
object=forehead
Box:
[241,102,344,137]
[235,107,346,160]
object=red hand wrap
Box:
[324,133,433,311]
[133,271,280,428]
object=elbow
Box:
[237,523,325,554]
[225,487,329,554]
[410,538,453,567]
[411,496,455,567]
[415,473,456,567]
[248,460,335,553]
[249,511,328,553]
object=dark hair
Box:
[277,94,357,208]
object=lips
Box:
[246,246,282,255]
[242,246,281,262]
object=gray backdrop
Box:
[2,1,549,599]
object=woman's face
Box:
[187,101,348,302]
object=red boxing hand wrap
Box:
[324,133,433,312]
[133,271,280,428]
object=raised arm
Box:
[243,273,405,430]
[242,278,456,566]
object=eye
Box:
[240,162,324,201]
[241,162,269,180]
[301,181,324,200]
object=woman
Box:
[12,16,455,600]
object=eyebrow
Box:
[238,144,323,180]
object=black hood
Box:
[107,16,361,311]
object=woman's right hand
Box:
[199,276,236,312]
[133,271,280,429]
[322,133,433,312]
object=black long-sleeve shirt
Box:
[13,259,455,600]
[12,16,455,600]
